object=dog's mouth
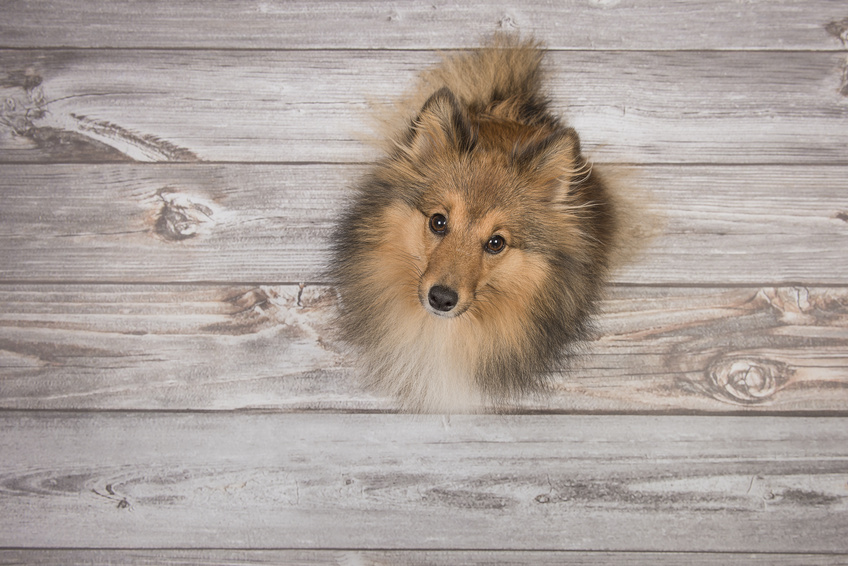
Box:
[424,305,466,319]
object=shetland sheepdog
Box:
[331,37,620,413]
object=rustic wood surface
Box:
[2,413,847,552]
[1,51,847,164]
[3,549,848,566]
[1,0,847,562]
[1,284,846,412]
[1,0,846,50]
[1,164,846,284]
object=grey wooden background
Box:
[1,1,847,564]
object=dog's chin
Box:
[421,301,468,319]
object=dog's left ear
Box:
[406,87,476,156]
[512,128,582,203]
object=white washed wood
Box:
[1,51,846,164]
[2,0,846,561]
[1,1,846,50]
[1,413,846,551]
[1,284,845,412]
[1,164,846,285]
[1,549,846,566]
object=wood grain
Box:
[1,284,845,412]
[1,1,846,50]
[2,50,847,164]
[1,549,847,566]
[1,164,847,285]
[1,412,846,551]
[3,1,847,558]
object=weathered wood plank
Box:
[1,549,847,566]
[1,284,845,412]
[1,0,846,51]
[2,50,847,164]
[1,164,847,285]
[1,412,846,551]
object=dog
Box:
[331,37,619,412]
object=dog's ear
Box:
[512,128,583,203]
[406,87,476,156]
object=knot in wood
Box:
[498,14,519,30]
[0,73,46,135]
[760,287,814,319]
[154,190,215,242]
[708,357,789,405]
[824,18,848,46]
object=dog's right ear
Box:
[405,87,476,156]
[512,128,582,205]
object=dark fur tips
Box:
[409,87,477,155]
[510,129,581,203]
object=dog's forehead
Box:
[441,161,519,205]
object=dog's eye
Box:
[486,235,506,254]
[429,213,448,234]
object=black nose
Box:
[428,285,459,312]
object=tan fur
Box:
[412,36,547,123]
[351,197,553,412]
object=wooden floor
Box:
[1,1,847,563]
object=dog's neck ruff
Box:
[366,312,484,413]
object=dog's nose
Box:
[428,285,458,312]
